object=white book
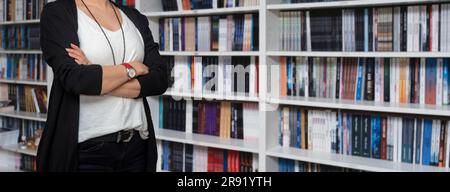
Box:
[415,6,421,52]
[393,7,400,51]
[407,6,413,52]
[282,107,290,148]
[375,59,380,102]
[412,120,417,164]
[395,59,401,104]
[224,57,233,95]
[252,154,258,172]
[280,12,285,50]
[249,56,256,95]
[307,110,313,150]
[306,11,311,51]
[441,4,447,52]
[420,6,427,52]
[219,19,228,52]
[194,57,203,95]
[213,0,218,9]
[446,121,450,168]
[447,4,450,52]
[176,0,183,11]
[420,120,424,165]
[217,57,225,94]
[420,58,426,104]
[243,103,259,140]
[31,88,40,113]
[302,57,309,98]
[185,100,193,134]
[431,4,440,52]
[156,140,162,172]
[431,120,437,165]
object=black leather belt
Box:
[89,129,135,143]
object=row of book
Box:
[278,107,450,167]
[277,57,450,106]
[279,4,450,52]
[279,158,360,172]
[1,84,47,113]
[159,97,259,140]
[1,25,40,50]
[159,14,259,52]
[0,117,44,151]
[112,0,135,7]
[166,56,259,95]
[162,0,259,11]
[0,0,47,22]
[0,54,47,82]
[159,141,257,172]
[19,154,36,172]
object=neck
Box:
[80,0,111,8]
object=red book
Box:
[380,117,387,160]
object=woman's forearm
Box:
[101,65,129,95]
[109,78,141,98]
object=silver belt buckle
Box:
[117,130,134,143]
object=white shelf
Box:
[1,144,37,157]
[0,50,43,54]
[267,51,450,58]
[0,19,40,25]
[160,51,260,56]
[144,6,260,17]
[267,96,450,117]
[155,128,259,153]
[164,90,259,102]
[0,111,47,122]
[0,167,21,172]
[266,146,450,172]
[267,0,447,11]
[0,79,47,86]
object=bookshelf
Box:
[2,0,450,172]
[139,0,450,172]
[0,0,54,172]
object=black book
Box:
[351,114,362,156]
[184,144,193,172]
[192,101,199,134]
[383,58,390,102]
[361,115,371,157]
[336,58,341,99]
[355,8,365,51]
[364,58,375,101]
[236,103,244,139]
[308,58,315,97]
[252,14,259,51]
[401,6,407,52]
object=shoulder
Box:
[41,0,74,21]
[119,6,149,29]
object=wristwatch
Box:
[122,63,137,79]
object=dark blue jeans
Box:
[77,132,147,172]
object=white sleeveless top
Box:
[77,8,148,143]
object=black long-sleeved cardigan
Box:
[36,0,168,172]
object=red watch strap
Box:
[121,63,133,69]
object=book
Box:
[159,141,257,172]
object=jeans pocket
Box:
[78,141,105,153]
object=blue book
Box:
[425,58,437,104]
[297,110,301,148]
[444,59,449,104]
[338,111,343,154]
[223,150,228,172]
[159,19,165,51]
[371,116,381,159]
[347,113,352,155]
[422,120,432,166]
[364,8,369,52]
[415,119,423,164]
[287,57,293,95]
[159,97,164,129]
[355,59,363,100]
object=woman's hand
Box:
[129,61,149,76]
[66,43,91,65]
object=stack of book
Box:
[159,14,259,52]
[159,141,257,172]
[166,56,259,95]
[277,57,450,106]
[278,107,450,167]
[161,0,260,11]
[0,116,44,151]
[0,25,40,50]
[0,54,46,82]
[1,84,47,113]
[279,158,361,172]
[0,0,47,22]
[159,96,259,140]
[278,4,450,52]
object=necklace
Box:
[80,0,126,65]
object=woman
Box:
[37,0,168,172]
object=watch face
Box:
[128,69,137,78]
